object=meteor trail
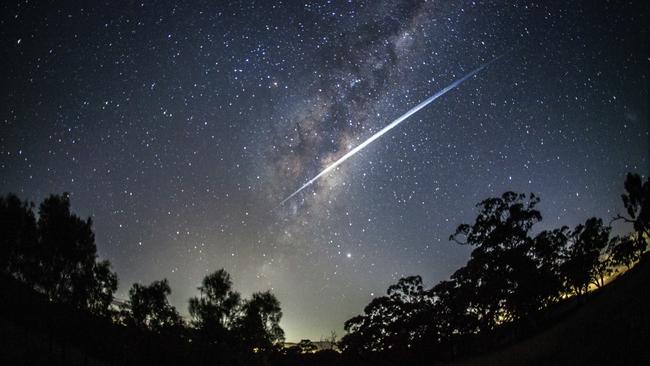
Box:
[280,57,501,206]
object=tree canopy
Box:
[341,173,650,362]
[0,193,118,315]
[122,278,183,333]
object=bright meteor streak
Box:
[280,58,500,206]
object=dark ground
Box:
[449,254,650,366]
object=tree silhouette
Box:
[531,227,570,305]
[429,277,478,339]
[189,269,241,347]
[297,339,318,353]
[36,194,96,302]
[342,193,557,358]
[450,192,541,250]
[35,193,118,312]
[449,192,544,326]
[0,173,646,365]
[620,173,650,237]
[341,176,649,364]
[234,290,285,352]
[610,235,643,270]
[0,194,38,279]
[88,259,118,317]
[341,276,430,354]
[123,278,182,333]
[612,173,650,265]
[560,218,611,294]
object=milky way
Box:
[280,57,500,206]
[1,1,648,341]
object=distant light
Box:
[346,253,352,259]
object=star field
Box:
[1,1,648,341]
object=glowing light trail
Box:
[280,58,499,206]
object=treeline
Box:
[0,194,284,365]
[115,269,284,363]
[1,173,648,365]
[339,173,649,365]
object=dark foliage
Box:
[560,218,611,293]
[612,173,650,266]
[0,194,38,280]
[341,173,649,365]
[0,193,118,315]
[121,279,183,333]
[1,172,648,365]
[234,290,285,352]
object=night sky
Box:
[1,1,648,341]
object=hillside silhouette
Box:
[450,251,650,366]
